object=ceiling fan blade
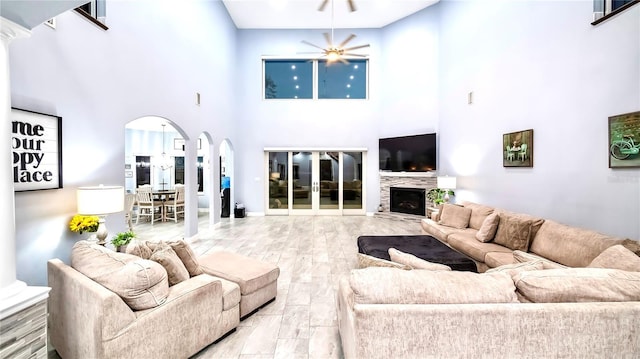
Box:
[318,0,329,11]
[348,0,356,12]
[343,44,370,52]
[323,32,332,46]
[338,34,357,49]
[302,40,326,51]
[343,53,368,57]
[339,57,350,65]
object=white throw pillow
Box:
[388,248,451,271]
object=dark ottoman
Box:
[357,235,478,272]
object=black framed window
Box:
[264,60,313,99]
[318,60,367,99]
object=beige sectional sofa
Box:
[421,201,627,272]
[48,240,279,359]
[337,201,640,358]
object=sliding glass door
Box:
[264,149,366,215]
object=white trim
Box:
[0,17,31,42]
[265,147,367,152]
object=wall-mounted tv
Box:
[379,133,437,172]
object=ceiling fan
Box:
[318,0,356,12]
[301,0,369,64]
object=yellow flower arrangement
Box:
[69,215,99,234]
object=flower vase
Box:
[86,233,98,243]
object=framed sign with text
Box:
[11,108,63,191]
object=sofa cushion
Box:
[388,248,451,271]
[149,243,190,286]
[484,251,515,268]
[461,202,495,230]
[349,267,518,304]
[357,253,411,270]
[438,204,472,229]
[493,212,543,251]
[486,260,544,281]
[125,240,153,259]
[447,232,512,262]
[529,220,623,268]
[168,240,205,276]
[71,240,168,310]
[513,250,567,269]
[475,212,500,242]
[588,245,640,272]
[420,219,475,243]
[514,268,640,303]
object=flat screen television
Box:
[379,133,436,172]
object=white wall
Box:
[438,0,640,238]
[9,0,237,285]
[234,28,385,212]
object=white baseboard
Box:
[246,212,265,217]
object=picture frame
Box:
[503,129,533,167]
[608,111,640,168]
[11,108,63,191]
[174,138,202,150]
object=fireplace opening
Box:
[390,187,426,216]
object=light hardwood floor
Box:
[50,214,422,359]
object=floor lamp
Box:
[77,185,124,245]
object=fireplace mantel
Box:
[379,171,437,178]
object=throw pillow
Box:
[349,267,518,304]
[486,260,544,281]
[588,245,640,272]
[514,268,640,303]
[125,240,153,259]
[513,250,567,269]
[149,243,190,286]
[71,240,168,310]
[388,248,451,271]
[493,214,533,251]
[621,239,640,256]
[438,203,472,229]
[168,240,205,276]
[357,253,411,270]
[475,212,500,243]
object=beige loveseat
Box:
[421,201,629,272]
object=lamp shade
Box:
[437,176,457,190]
[77,185,124,215]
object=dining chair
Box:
[518,143,528,161]
[506,146,515,161]
[124,193,136,231]
[136,187,163,224]
[164,185,185,222]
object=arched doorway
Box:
[219,139,234,218]
[124,116,190,236]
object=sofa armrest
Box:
[48,259,136,359]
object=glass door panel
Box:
[292,152,313,210]
[267,152,289,211]
[319,152,340,211]
[343,152,363,210]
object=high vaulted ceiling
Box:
[221,0,440,29]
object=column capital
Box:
[0,17,31,43]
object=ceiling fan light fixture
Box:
[326,50,340,62]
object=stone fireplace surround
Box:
[377,172,437,220]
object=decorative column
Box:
[0,18,51,350]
